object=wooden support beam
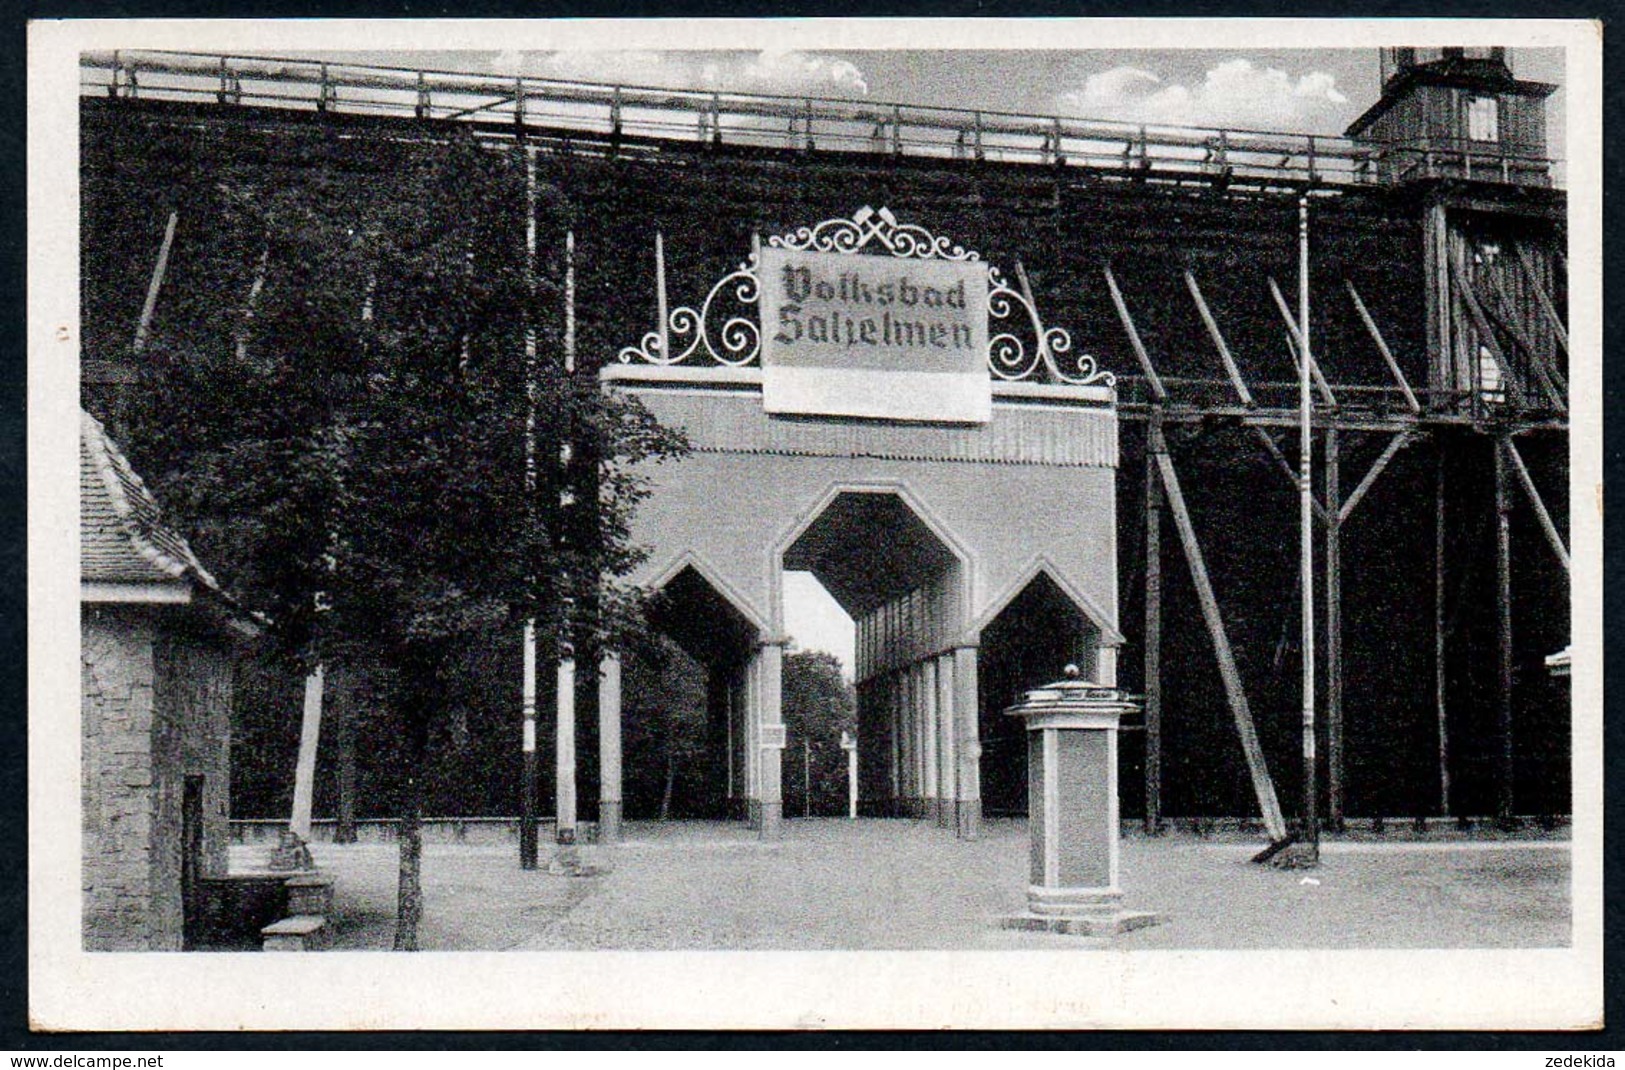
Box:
[1183,270,1254,406]
[1515,243,1569,357]
[1449,254,1526,405]
[132,210,178,353]
[1149,422,1288,843]
[1103,265,1167,402]
[1143,409,1164,835]
[1479,265,1567,410]
[1503,437,1571,573]
[1253,427,1330,523]
[1266,276,1337,407]
[1339,432,1411,524]
[1343,279,1421,413]
[1324,427,1344,831]
[1493,435,1515,824]
[1434,446,1451,817]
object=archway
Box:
[977,569,1106,816]
[779,487,973,825]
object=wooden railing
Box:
[81,50,1557,190]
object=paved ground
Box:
[239,818,1571,951]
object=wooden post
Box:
[1450,254,1525,406]
[1340,433,1411,523]
[1435,445,1451,817]
[1515,243,1569,357]
[1504,437,1571,572]
[1143,410,1164,835]
[1494,434,1515,824]
[1344,279,1422,414]
[1103,266,1167,401]
[1183,270,1254,406]
[1267,276,1337,407]
[1324,426,1344,831]
[1150,422,1288,843]
[332,665,358,844]
[655,232,670,361]
[131,210,178,353]
[289,666,324,844]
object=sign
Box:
[758,245,991,423]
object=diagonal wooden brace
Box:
[1150,422,1288,843]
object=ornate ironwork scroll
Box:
[618,205,1113,387]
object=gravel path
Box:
[257,818,1570,951]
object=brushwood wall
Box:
[81,97,1570,819]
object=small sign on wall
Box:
[758,246,991,423]
[759,724,787,749]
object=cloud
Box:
[731,50,869,96]
[1059,58,1349,131]
[490,49,868,97]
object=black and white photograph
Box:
[28,17,1602,1032]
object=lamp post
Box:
[1298,193,1320,866]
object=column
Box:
[910,666,923,809]
[757,640,785,840]
[597,653,622,845]
[953,643,981,840]
[745,654,760,820]
[555,656,577,845]
[936,652,956,828]
[921,660,939,822]
[1096,645,1118,688]
[887,673,901,811]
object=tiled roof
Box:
[81,410,220,593]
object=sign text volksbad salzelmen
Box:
[758,246,991,423]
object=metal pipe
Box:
[1297,193,1319,860]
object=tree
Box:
[782,650,856,817]
[620,636,710,820]
[115,136,685,948]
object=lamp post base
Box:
[1000,886,1163,937]
[999,909,1163,937]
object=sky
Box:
[292,43,1567,675]
[327,46,1564,151]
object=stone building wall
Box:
[81,607,158,951]
[82,606,234,951]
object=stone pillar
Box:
[1097,645,1118,688]
[887,673,901,809]
[935,652,956,828]
[841,730,858,819]
[597,653,622,845]
[903,668,918,816]
[921,659,939,822]
[952,644,981,840]
[748,653,762,820]
[756,640,785,840]
[555,656,577,845]
[999,670,1160,937]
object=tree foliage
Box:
[620,635,711,820]
[110,133,686,946]
[782,650,856,818]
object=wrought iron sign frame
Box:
[617,205,1113,387]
